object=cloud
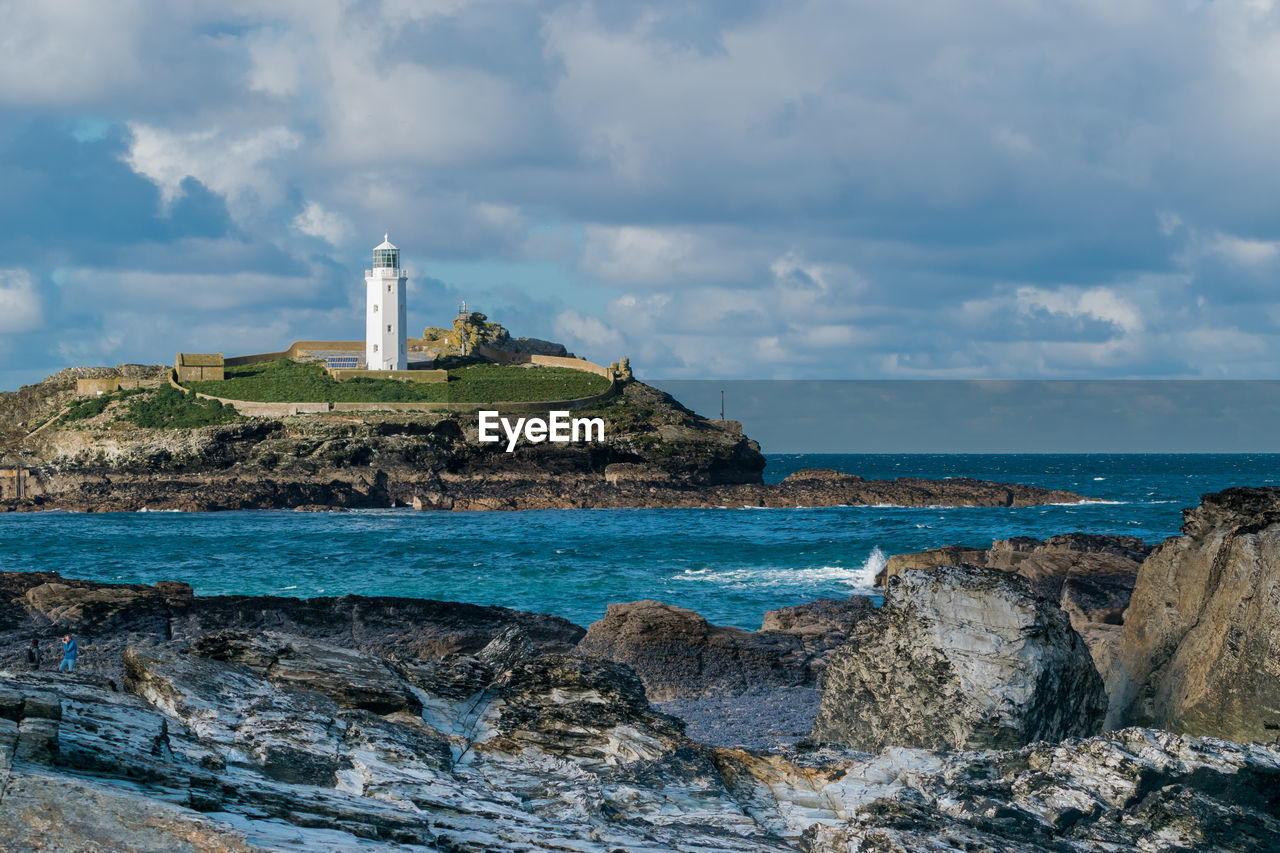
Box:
[554,309,622,352]
[293,202,351,246]
[4,0,1280,386]
[125,123,301,213]
[0,269,41,332]
[1210,234,1280,267]
[1016,286,1144,334]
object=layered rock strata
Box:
[811,565,1107,751]
[881,533,1148,673]
[0,636,1275,851]
[1109,486,1280,742]
[0,561,1277,850]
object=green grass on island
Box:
[128,387,243,428]
[185,358,611,404]
[63,386,243,429]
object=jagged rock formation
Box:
[1,370,1092,512]
[1,643,1277,851]
[790,728,1280,852]
[811,565,1106,751]
[1108,487,1280,742]
[881,533,1148,673]
[0,570,1277,850]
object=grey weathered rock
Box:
[0,600,1276,851]
[187,630,421,715]
[2,570,585,681]
[811,565,1106,751]
[788,728,1280,853]
[881,533,1147,674]
[1109,487,1280,742]
[760,597,876,678]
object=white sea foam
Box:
[672,547,887,592]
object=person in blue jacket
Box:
[58,634,78,672]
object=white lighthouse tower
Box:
[365,235,408,370]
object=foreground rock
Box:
[578,597,873,702]
[882,533,1148,673]
[790,728,1280,852]
[0,569,1277,850]
[1109,487,1280,742]
[3,659,1278,851]
[811,565,1106,751]
[578,598,874,749]
[1,571,584,681]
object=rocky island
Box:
[2,486,1279,851]
[0,350,1090,513]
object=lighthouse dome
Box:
[372,234,399,269]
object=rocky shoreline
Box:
[2,369,1092,513]
[0,468,1093,513]
[1,487,1279,850]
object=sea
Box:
[2,454,1277,630]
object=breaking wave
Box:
[673,546,887,593]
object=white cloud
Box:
[1211,233,1280,266]
[0,269,42,332]
[124,123,302,212]
[293,202,351,246]
[59,268,319,312]
[553,309,622,355]
[581,226,758,287]
[0,0,145,105]
[1016,286,1145,334]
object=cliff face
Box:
[3,378,767,511]
[1,372,1092,512]
[1108,487,1280,741]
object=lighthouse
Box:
[365,235,408,370]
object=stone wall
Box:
[174,353,225,382]
[473,345,615,380]
[74,378,158,396]
[222,341,363,368]
[167,342,618,417]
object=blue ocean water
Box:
[1,454,1277,630]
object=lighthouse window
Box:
[387,324,392,333]
[373,305,378,313]
[373,344,379,352]
[387,285,391,292]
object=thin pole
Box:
[720,389,725,421]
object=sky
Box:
[3,0,1280,391]
[655,380,1280,453]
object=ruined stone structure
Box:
[174,353,225,382]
